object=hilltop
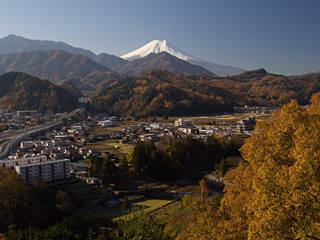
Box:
[91,69,236,118]
[0,72,78,113]
[92,69,320,117]
[117,52,215,76]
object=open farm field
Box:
[90,121,146,134]
[91,199,174,221]
[91,124,125,134]
[86,139,134,155]
[184,112,271,126]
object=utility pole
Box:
[131,117,134,145]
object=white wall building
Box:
[15,159,70,185]
[98,120,113,127]
[0,156,48,168]
[0,156,70,185]
[150,122,163,129]
[20,141,35,149]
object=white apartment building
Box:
[98,120,113,127]
[0,156,48,168]
[15,159,70,185]
[0,156,70,185]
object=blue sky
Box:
[1,0,319,75]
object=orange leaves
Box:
[135,79,148,85]
[156,82,170,91]
[210,96,320,239]
[180,99,191,107]
[133,86,147,94]
[164,100,173,108]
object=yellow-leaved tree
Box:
[243,98,320,239]
[177,93,320,240]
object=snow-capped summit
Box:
[120,40,198,61]
[121,39,246,76]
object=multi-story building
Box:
[0,156,48,168]
[175,119,193,127]
[17,110,38,117]
[0,156,70,185]
[237,116,257,133]
[15,159,70,185]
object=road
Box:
[0,108,84,159]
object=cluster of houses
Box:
[0,113,129,186]
[14,138,99,161]
[136,117,258,140]
[0,109,70,130]
[234,106,276,114]
[0,118,104,185]
[0,108,262,186]
[0,135,96,185]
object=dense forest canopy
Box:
[0,72,78,113]
[1,69,320,117]
[177,93,320,239]
[92,69,320,118]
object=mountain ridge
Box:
[0,34,97,58]
[0,50,127,90]
[117,52,215,76]
[0,72,78,113]
[92,69,320,117]
[0,50,109,82]
[120,39,246,76]
[0,35,245,77]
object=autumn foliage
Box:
[0,72,78,113]
[178,93,320,239]
[92,69,320,118]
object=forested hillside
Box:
[91,70,235,118]
[91,69,320,118]
[0,72,78,113]
[212,68,320,106]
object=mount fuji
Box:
[121,40,197,61]
[121,40,245,77]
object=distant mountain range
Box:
[0,50,109,83]
[120,39,245,76]
[118,52,214,76]
[0,35,244,77]
[0,50,126,91]
[0,34,97,58]
[1,35,320,117]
